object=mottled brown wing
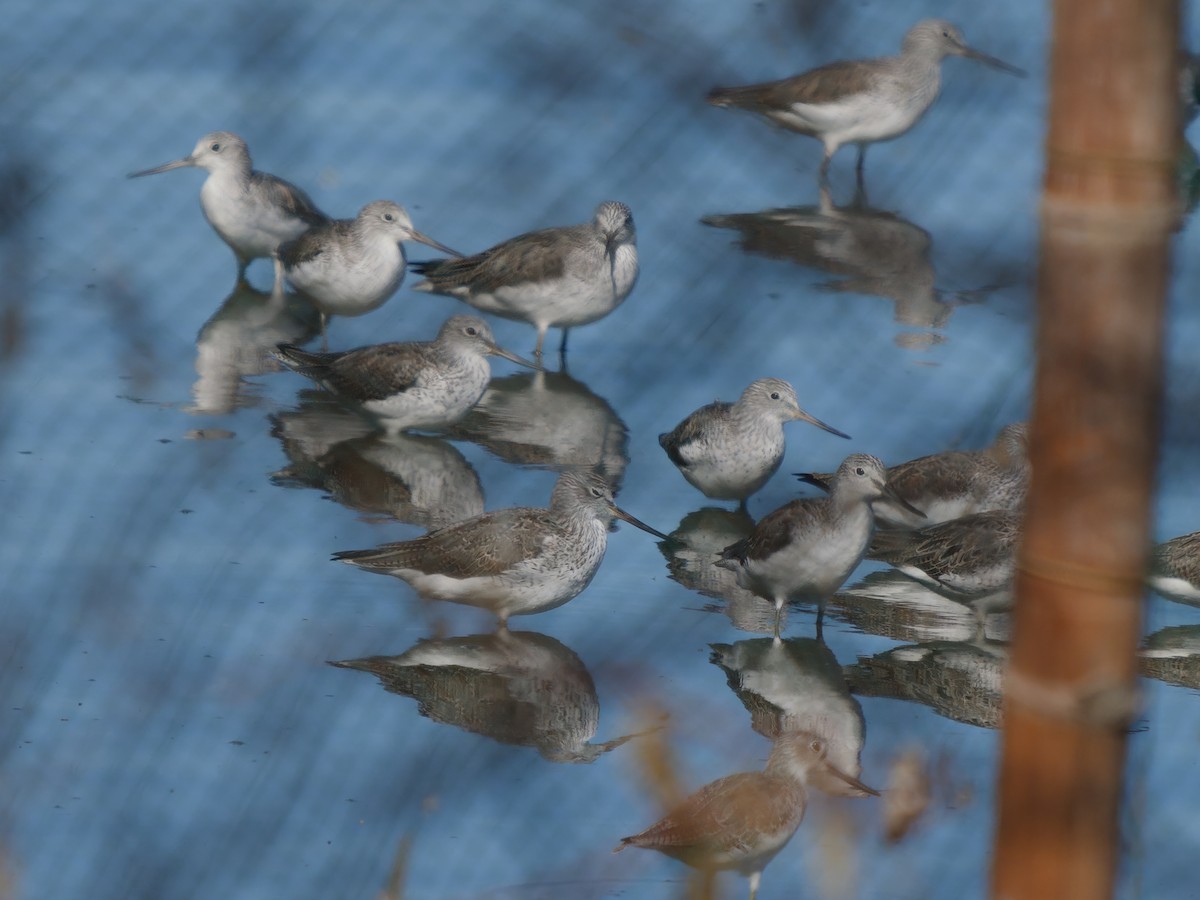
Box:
[723,498,828,564]
[710,58,885,114]
[658,401,733,468]
[252,170,330,227]
[620,773,799,857]
[1156,531,1200,583]
[335,507,560,578]
[414,224,588,293]
[277,218,354,268]
[322,342,438,401]
[869,511,1018,578]
[886,451,980,499]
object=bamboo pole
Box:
[991,2,1179,898]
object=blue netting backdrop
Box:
[2,0,1199,898]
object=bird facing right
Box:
[659,378,850,506]
[274,200,459,343]
[718,453,925,635]
[707,19,1024,185]
[615,732,877,900]
[410,201,638,359]
[332,470,668,625]
[273,314,536,435]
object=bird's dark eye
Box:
[855,466,866,476]
[383,212,395,222]
[943,30,950,37]
[465,326,478,336]
[770,392,781,400]
[590,487,604,498]
[809,739,822,752]
[210,143,220,152]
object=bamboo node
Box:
[1004,666,1140,728]
[1017,556,1144,597]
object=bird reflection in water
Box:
[270,396,484,530]
[190,278,321,415]
[329,629,645,762]
[844,638,1006,730]
[1140,626,1200,691]
[702,195,1000,350]
[438,367,629,488]
[833,569,1011,644]
[711,637,869,799]
[659,506,781,634]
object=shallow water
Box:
[4,0,1200,897]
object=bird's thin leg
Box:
[559,327,570,355]
[236,255,250,282]
[533,324,548,361]
[853,145,870,206]
[319,312,330,351]
[748,870,762,900]
[773,600,783,638]
[271,257,287,302]
[815,600,826,642]
[818,151,833,187]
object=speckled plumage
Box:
[868,509,1022,597]
[615,733,877,900]
[797,423,1029,527]
[273,315,535,434]
[659,378,849,504]
[333,471,667,624]
[274,200,458,340]
[411,201,638,357]
[719,454,924,634]
[1150,530,1200,606]
[708,20,1023,183]
[129,131,329,278]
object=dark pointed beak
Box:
[820,759,881,797]
[881,482,927,519]
[611,505,670,540]
[959,44,1026,77]
[128,156,195,178]
[486,340,541,371]
[791,406,851,440]
[409,229,463,259]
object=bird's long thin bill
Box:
[822,761,881,796]
[882,483,927,519]
[410,230,464,258]
[128,157,194,178]
[963,46,1026,77]
[612,506,670,540]
[794,408,851,440]
[488,342,541,371]
[793,472,830,491]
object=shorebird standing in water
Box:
[333,470,668,626]
[273,314,536,435]
[410,201,638,360]
[868,509,1021,598]
[796,422,1029,527]
[718,454,924,636]
[274,200,460,344]
[129,131,329,279]
[659,378,849,507]
[707,19,1024,185]
[615,732,877,900]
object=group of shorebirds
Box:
[127,17,1199,899]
